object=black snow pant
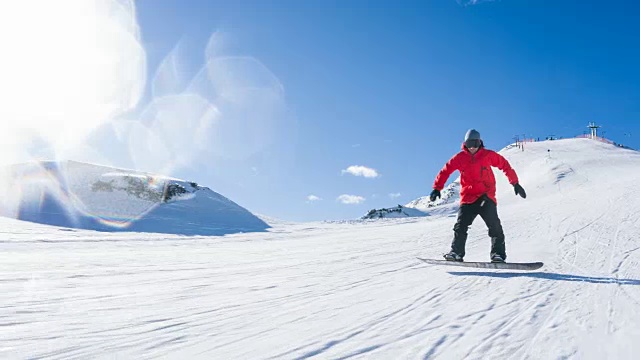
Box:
[450,194,506,260]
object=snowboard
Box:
[417,257,543,271]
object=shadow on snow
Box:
[448,271,640,285]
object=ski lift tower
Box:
[588,122,601,139]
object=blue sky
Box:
[134,0,640,221]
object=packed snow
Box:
[1,138,639,359]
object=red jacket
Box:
[433,144,519,205]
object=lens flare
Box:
[0,0,150,227]
[0,1,296,230]
[0,0,145,166]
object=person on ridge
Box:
[429,129,526,263]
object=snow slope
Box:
[0,161,269,236]
[1,138,640,359]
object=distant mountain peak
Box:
[405,180,461,211]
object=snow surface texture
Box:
[2,138,640,359]
[0,161,268,236]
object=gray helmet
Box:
[464,129,483,148]
[464,129,481,141]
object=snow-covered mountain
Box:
[363,180,461,219]
[0,160,269,235]
[405,179,461,211]
[365,136,623,220]
[2,138,640,359]
[362,204,429,219]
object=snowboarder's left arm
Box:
[489,151,519,184]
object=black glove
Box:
[513,183,526,199]
[430,189,441,202]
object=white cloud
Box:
[306,195,321,202]
[337,194,366,205]
[351,144,361,148]
[456,0,496,6]
[341,165,379,178]
[389,193,401,199]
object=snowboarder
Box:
[430,129,526,263]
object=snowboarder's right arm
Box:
[433,154,460,191]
